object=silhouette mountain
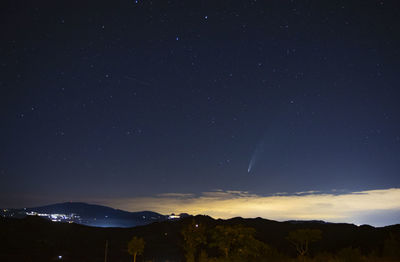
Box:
[22,202,167,227]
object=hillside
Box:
[2,202,167,227]
[1,215,399,262]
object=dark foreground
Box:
[1,215,400,262]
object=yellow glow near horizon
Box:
[93,188,400,226]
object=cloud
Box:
[156,193,195,198]
[95,188,400,227]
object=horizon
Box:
[5,188,400,227]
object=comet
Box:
[248,138,265,173]
[248,157,255,173]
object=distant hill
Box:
[4,202,168,227]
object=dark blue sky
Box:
[1,0,400,208]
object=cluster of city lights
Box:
[26,211,80,223]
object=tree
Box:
[210,225,267,261]
[383,233,400,259]
[198,249,209,262]
[336,247,363,262]
[181,219,207,262]
[210,225,252,258]
[128,236,145,262]
[286,229,322,259]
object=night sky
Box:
[1,0,400,225]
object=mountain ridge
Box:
[2,202,168,227]
[3,201,398,228]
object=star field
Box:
[1,0,400,209]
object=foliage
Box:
[210,225,254,258]
[336,247,363,262]
[287,228,322,258]
[313,252,337,262]
[383,232,400,259]
[128,236,145,262]
[209,225,272,261]
[198,249,209,262]
[181,219,207,262]
[181,222,279,262]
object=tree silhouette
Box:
[336,247,363,262]
[286,228,322,259]
[383,233,400,259]
[181,219,206,262]
[128,236,145,262]
[210,225,268,261]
